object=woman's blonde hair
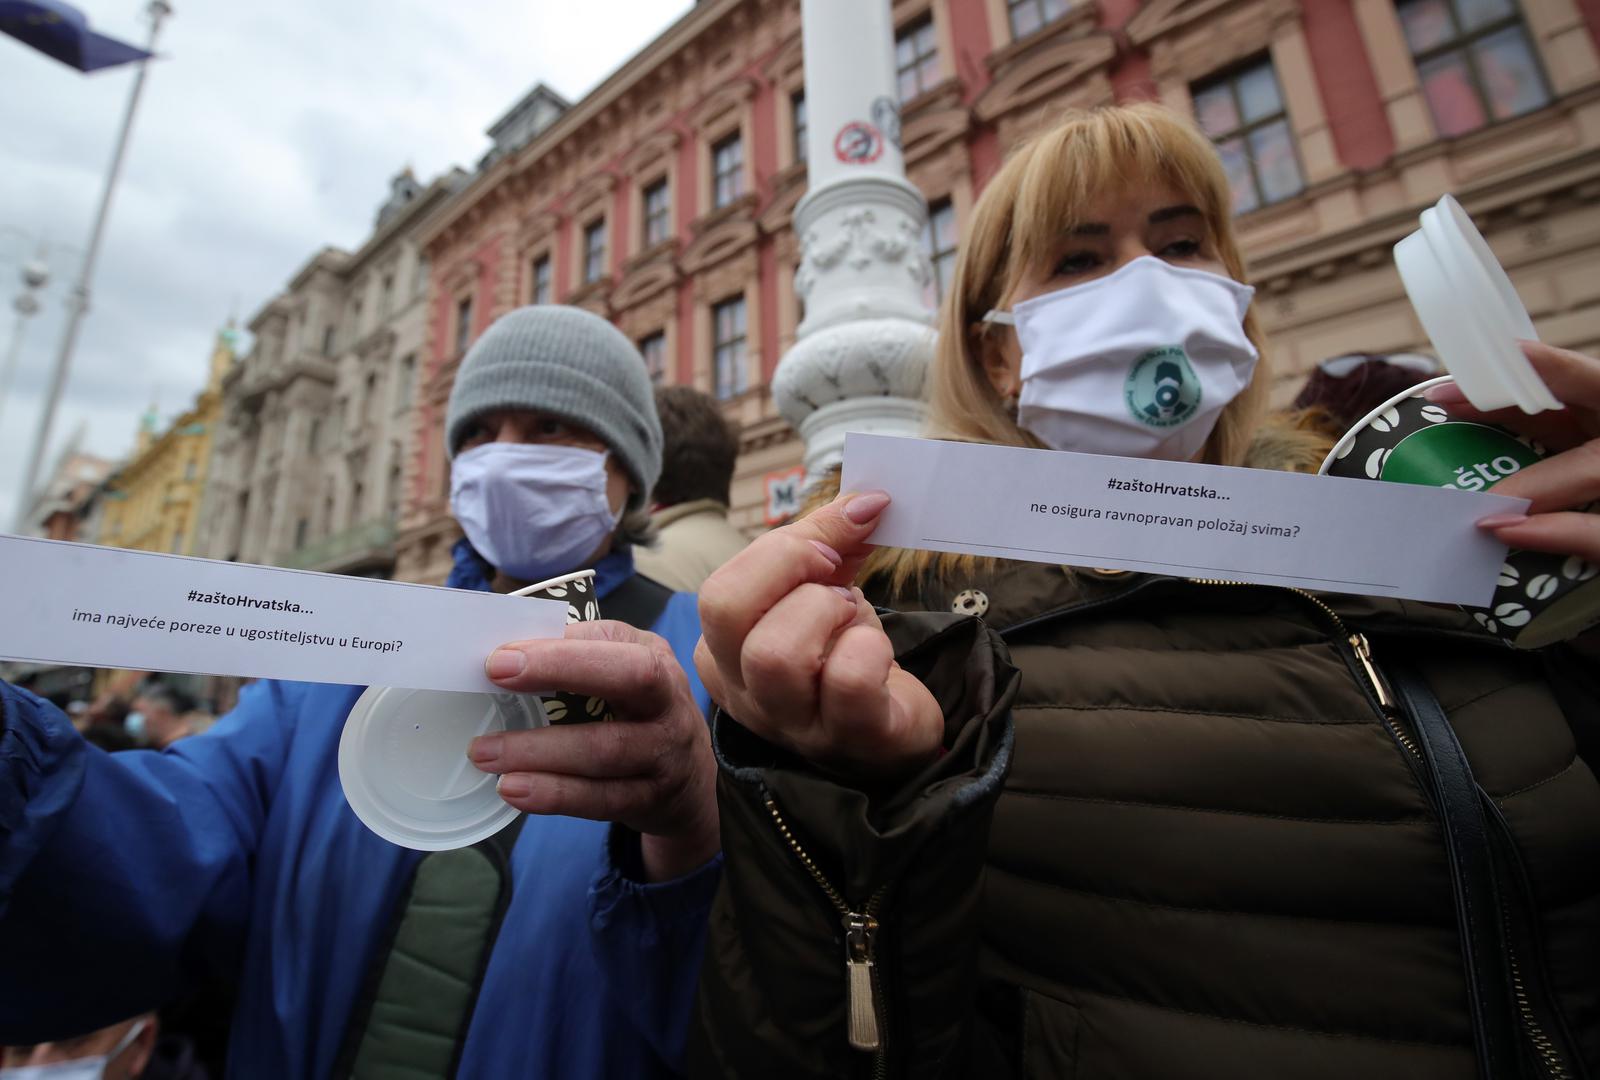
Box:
[863,102,1320,595]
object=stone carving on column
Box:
[775,0,935,481]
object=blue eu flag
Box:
[0,0,151,73]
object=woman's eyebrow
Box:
[1149,204,1203,224]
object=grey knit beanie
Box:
[446,305,662,509]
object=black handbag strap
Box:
[601,571,675,631]
[1388,662,1520,1079]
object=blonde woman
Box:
[689,105,1600,1079]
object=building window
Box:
[531,255,552,305]
[308,418,322,453]
[712,132,744,209]
[321,325,336,356]
[921,198,959,309]
[1007,0,1071,40]
[380,274,394,318]
[1396,0,1549,137]
[792,91,808,163]
[350,300,364,345]
[639,332,667,385]
[895,16,940,102]
[365,371,380,424]
[397,353,415,410]
[712,296,747,400]
[295,518,309,548]
[1192,58,1304,215]
[643,179,671,247]
[454,296,473,357]
[584,218,608,283]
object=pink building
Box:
[394,0,1600,584]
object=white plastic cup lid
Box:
[1393,194,1559,415]
[339,685,542,850]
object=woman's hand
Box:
[694,491,945,780]
[1427,341,1600,563]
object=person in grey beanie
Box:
[0,304,723,1079]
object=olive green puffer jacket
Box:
[690,562,1600,1080]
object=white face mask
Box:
[985,255,1258,461]
[450,442,621,583]
[1,1019,145,1080]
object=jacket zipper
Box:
[764,794,890,1078]
[1186,580,1425,767]
[1193,579,1572,1078]
[1505,899,1570,1079]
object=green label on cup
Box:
[1380,422,1542,492]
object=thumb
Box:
[791,490,891,584]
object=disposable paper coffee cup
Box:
[338,569,609,850]
[513,570,615,725]
[1321,377,1600,648]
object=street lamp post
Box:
[11,0,173,532]
[0,253,49,436]
[771,0,934,482]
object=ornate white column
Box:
[773,0,933,481]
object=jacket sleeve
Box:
[589,826,724,1073]
[689,611,1019,1080]
[0,679,297,1042]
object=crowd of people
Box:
[2,102,1598,1080]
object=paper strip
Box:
[840,434,1527,606]
[0,536,568,693]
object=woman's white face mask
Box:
[985,255,1258,461]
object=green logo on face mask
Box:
[1125,346,1201,429]
[1379,422,1543,491]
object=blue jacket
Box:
[0,546,719,1078]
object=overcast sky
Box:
[0,0,692,519]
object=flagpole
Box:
[12,0,173,532]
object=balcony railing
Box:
[282,518,397,574]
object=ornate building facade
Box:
[98,326,235,555]
[197,168,466,575]
[392,0,1600,584]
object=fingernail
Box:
[830,585,856,600]
[497,774,531,799]
[810,539,843,566]
[1477,513,1529,529]
[486,649,526,680]
[468,734,501,764]
[844,490,890,524]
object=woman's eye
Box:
[1053,251,1100,276]
[535,418,568,437]
[1161,238,1202,259]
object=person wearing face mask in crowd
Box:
[0,305,721,1078]
[689,105,1600,1079]
[3,1015,208,1080]
[122,683,196,750]
[2,1017,158,1080]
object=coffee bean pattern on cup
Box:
[1323,377,1600,648]
[522,573,614,724]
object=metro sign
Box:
[763,465,807,526]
